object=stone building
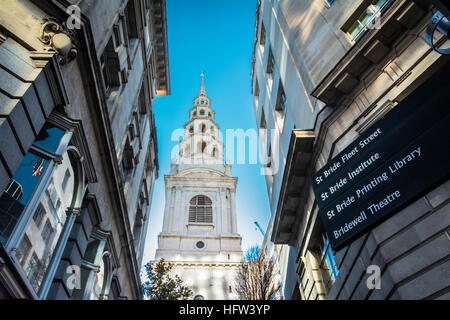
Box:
[155,74,243,300]
[0,0,169,299]
[251,0,450,299]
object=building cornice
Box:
[165,175,238,184]
[150,0,170,95]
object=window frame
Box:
[188,195,213,224]
[342,0,393,43]
[1,113,87,299]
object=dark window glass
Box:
[33,204,45,227]
[41,219,53,245]
[260,23,266,46]
[33,123,65,153]
[254,79,260,97]
[62,169,71,192]
[260,109,266,129]
[16,235,31,266]
[267,47,275,75]
[196,241,205,249]
[275,80,287,113]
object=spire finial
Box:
[199,71,206,96]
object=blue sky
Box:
[142,0,271,264]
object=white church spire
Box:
[198,71,207,96]
[155,73,243,300]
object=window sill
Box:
[187,223,214,230]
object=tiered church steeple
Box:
[178,73,223,165]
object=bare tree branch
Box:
[235,245,280,300]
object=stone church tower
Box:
[155,73,243,300]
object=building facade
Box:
[155,74,243,300]
[251,0,450,300]
[0,0,169,299]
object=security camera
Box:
[426,10,450,55]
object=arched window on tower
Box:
[189,195,212,224]
[200,124,206,133]
[200,109,205,116]
[212,147,216,157]
[189,126,194,134]
[198,141,206,153]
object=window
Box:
[275,80,287,114]
[16,235,31,266]
[266,145,272,168]
[62,169,71,192]
[201,124,206,133]
[189,126,194,134]
[4,180,23,201]
[0,123,64,244]
[138,85,147,114]
[120,138,134,182]
[201,142,207,153]
[254,79,260,97]
[343,0,393,42]
[125,0,138,40]
[317,234,339,291]
[212,147,216,157]
[32,204,45,227]
[41,219,53,245]
[267,47,275,76]
[260,108,266,129]
[0,119,83,296]
[196,241,205,249]
[100,37,121,92]
[25,252,42,291]
[189,195,213,224]
[128,123,136,141]
[260,22,266,46]
[200,109,205,116]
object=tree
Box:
[142,258,193,300]
[235,245,280,300]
